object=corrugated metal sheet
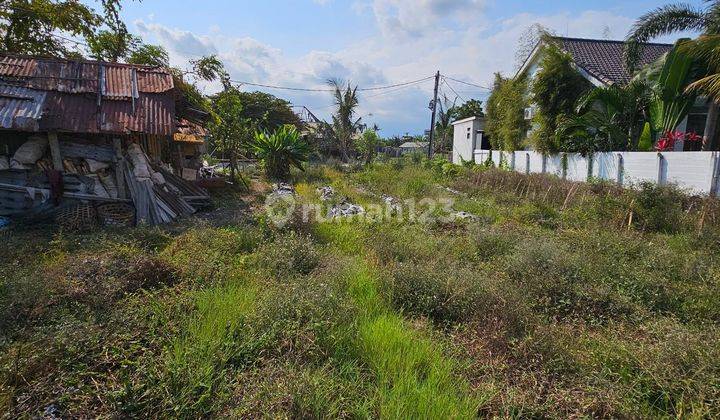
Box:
[100,93,175,135]
[0,56,37,77]
[0,84,48,131]
[176,118,208,136]
[0,54,173,95]
[103,65,135,99]
[39,92,176,135]
[0,54,178,135]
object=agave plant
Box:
[252,125,310,180]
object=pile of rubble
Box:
[272,183,295,197]
[0,137,210,226]
[316,186,334,201]
[329,198,365,218]
[381,194,402,213]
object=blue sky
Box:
[114,0,699,136]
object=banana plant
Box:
[645,40,700,135]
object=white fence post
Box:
[657,152,667,186]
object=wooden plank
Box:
[59,142,115,162]
[0,182,131,203]
[113,138,127,199]
[48,132,63,171]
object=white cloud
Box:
[133,7,681,136]
[367,0,488,39]
[135,21,217,58]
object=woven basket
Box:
[97,203,136,227]
[56,203,98,231]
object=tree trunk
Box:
[340,137,350,162]
[229,152,237,184]
[703,101,719,151]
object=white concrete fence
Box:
[472,149,720,195]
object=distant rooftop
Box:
[400,142,429,148]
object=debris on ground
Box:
[316,186,335,201]
[329,198,365,218]
[452,211,479,221]
[444,186,464,195]
[0,137,210,226]
[272,183,295,197]
[42,404,62,419]
[381,194,402,213]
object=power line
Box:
[441,75,492,91]
[441,77,465,102]
[229,75,435,93]
[361,77,433,99]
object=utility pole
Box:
[427,70,440,158]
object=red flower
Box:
[685,131,702,142]
[655,131,698,151]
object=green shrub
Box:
[252,125,310,180]
[631,182,684,233]
[512,202,560,229]
[441,162,460,178]
[253,232,320,277]
[506,238,635,323]
[387,261,487,324]
[470,225,518,261]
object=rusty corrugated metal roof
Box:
[0,53,177,135]
[0,84,48,131]
[0,54,174,95]
[176,118,208,137]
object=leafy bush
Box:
[387,260,488,324]
[253,125,310,180]
[631,182,684,232]
[506,238,635,323]
[254,232,320,277]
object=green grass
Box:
[2,160,720,418]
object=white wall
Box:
[473,150,720,195]
[452,120,476,164]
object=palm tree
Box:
[434,95,458,153]
[328,79,362,162]
[565,80,651,151]
[625,1,720,149]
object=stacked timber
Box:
[0,138,210,226]
[121,143,210,225]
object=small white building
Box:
[452,116,486,164]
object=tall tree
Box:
[208,87,249,183]
[0,0,101,57]
[626,1,720,149]
[434,95,458,153]
[328,79,361,162]
[356,128,380,164]
[454,99,484,120]
[530,40,592,153]
[87,29,139,62]
[485,73,528,151]
[128,44,169,67]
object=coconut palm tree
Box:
[328,79,362,162]
[434,95,458,153]
[561,80,652,152]
[625,1,720,149]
